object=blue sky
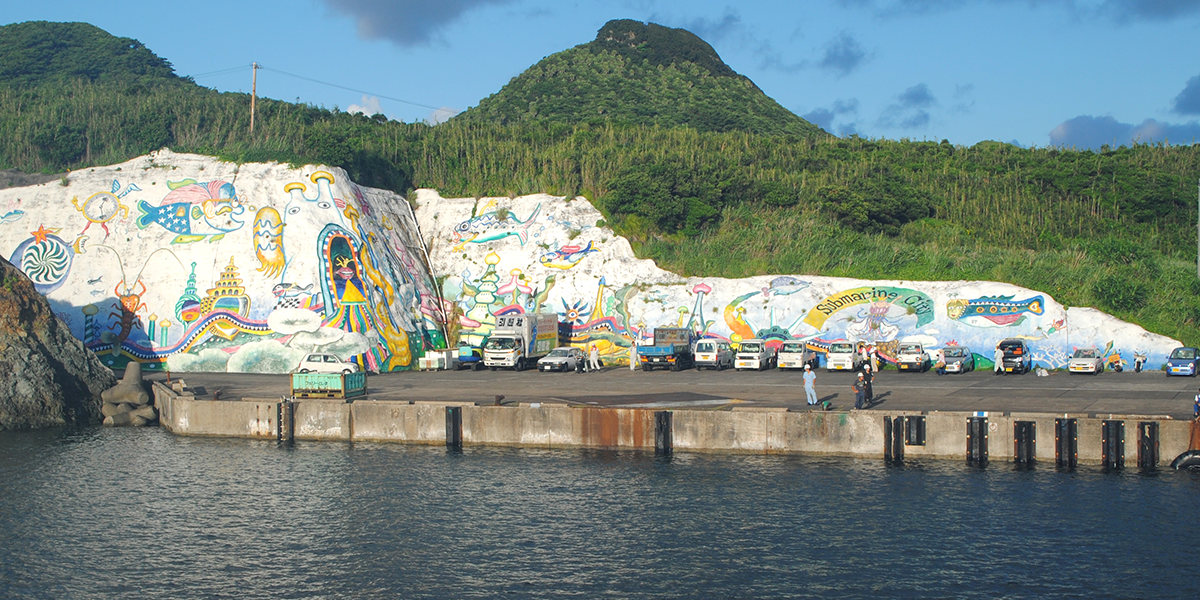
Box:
[6,0,1200,149]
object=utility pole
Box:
[250,62,259,134]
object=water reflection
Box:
[1,427,1198,599]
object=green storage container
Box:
[291,372,366,399]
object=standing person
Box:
[1194,389,1199,420]
[994,345,1005,376]
[862,363,874,404]
[803,364,818,406]
[870,345,880,373]
[629,341,638,372]
[853,373,866,410]
[589,343,601,372]
[934,349,947,376]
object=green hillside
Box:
[0,20,1198,345]
[0,21,183,88]
[454,19,824,137]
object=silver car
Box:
[538,347,584,372]
[1068,347,1104,375]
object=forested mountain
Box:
[0,21,183,88]
[455,19,824,137]
[0,20,1198,344]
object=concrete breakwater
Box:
[152,381,1194,468]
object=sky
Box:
[6,0,1200,149]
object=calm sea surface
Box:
[1,426,1198,599]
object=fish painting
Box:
[253,207,285,279]
[135,180,245,243]
[452,204,542,250]
[763,276,810,298]
[946,294,1044,327]
[0,210,25,224]
[539,241,599,270]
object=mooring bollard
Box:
[446,406,463,449]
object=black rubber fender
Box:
[1170,450,1200,470]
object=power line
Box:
[258,65,441,112]
[190,66,247,79]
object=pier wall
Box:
[153,382,1193,466]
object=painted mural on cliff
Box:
[416,191,1181,371]
[0,151,445,373]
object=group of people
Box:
[799,361,876,410]
[575,344,602,373]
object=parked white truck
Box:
[735,339,775,371]
[483,313,559,371]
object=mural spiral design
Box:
[21,239,71,286]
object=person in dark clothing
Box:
[853,373,866,410]
[862,364,874,404]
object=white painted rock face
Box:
[0,152,1183,374]
[415,190,1183,370]
[0,150,445,373]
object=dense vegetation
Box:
[454,20,824,137]
[1,20,1198,345]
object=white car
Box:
[538,347,584,372]
[694,340,734,370]
[778,341,815,370]
[897,343,931,372]
[296,353,360,374]
[1068,347,1104,375]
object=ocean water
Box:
[1,427,1197,599]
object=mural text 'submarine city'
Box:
[0,152,1184,373]
[0,151,446,373]
[414,191,1182,372]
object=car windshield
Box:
[899,344,921,353]
[943,348,966,358]
[781,342,805,353]
[1171,348,1197,359]
[484,337,518,350]
[1000,341,1024,354]
[1073,349,1097,358]
[830,342,854,353]
[740,342,763,353]
[547,349,571,357]
[696,342,714,353]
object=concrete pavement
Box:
[145,366,1200,420]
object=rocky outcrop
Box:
[0,257,116,429]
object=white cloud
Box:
[427,106,461,124]
[348,95,384,117]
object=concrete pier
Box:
[152,381,1193,466]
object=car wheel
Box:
[489,366,496,372]
[342,369,353,374]
[299,369,309,374]
[642,365,651,372]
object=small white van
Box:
[694,340,734,371]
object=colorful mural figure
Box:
[804,287,935,330]
[175,263,203,324]
[452,204,542,250]
[0,210,25,224]
[946,295,1044,327]
[199,258,252,340]
[135,180,245,243]
[10,225,74,294]
[71,188,131,239]
[253,207,285,279]
[539,241,598,270]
